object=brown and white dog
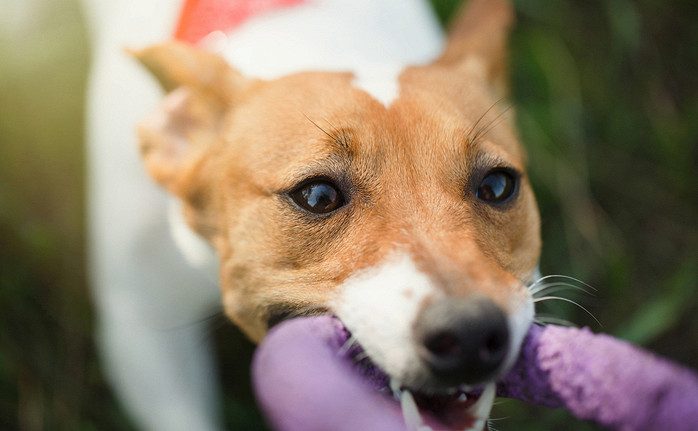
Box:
[84,0,540,429]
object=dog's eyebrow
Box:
[303,114,354,158]
[465,100,512,150]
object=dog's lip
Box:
[356,359,486,430]
[266,305,329,329]
[408,388,484,430]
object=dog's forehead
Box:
[221,67,524,180]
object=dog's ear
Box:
[437,0,514,96]
[132,41,246,106]
[131,42,248,198]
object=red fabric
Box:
[174,0,306,44]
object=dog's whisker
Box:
[474,104,512,142]
[528,274,598,291]
[302,112,335,141]
[529,279,584,288]
[465,97,506,146]
[163,309,226,332]
[529,282,561,296]
[533,286,592,301]
[530,281,594,297]
[534,315,578,327]
[530,274,597,328]
[533,285,592,301]
[530,280,580,293]
[533,295,602,327]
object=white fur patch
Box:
[505,288,534,370]
[333,254,440,382]
[167,198,219,284]
[334,253,536,385]
[209,0,444,107]
[351,63,403,107]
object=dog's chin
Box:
[347,336,502,431]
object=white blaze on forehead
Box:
[351,63,404,107]
[206,0,443,107]
[333,254,440,382]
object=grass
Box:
[0,0,695,430]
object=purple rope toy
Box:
[253,316,698,431]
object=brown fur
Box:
[134,0,540,342]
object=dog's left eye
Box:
[289,180,345,214]
[476,169,518,204]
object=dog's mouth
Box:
[394,384,493,431]
[344,328,495,431]
[266,311,496,429]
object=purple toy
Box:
[253,316,698,431]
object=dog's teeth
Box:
[390,378,400,393]
[459,384,473,392]
[389,378,402,399]
[400,390,431,431]
[466,383,496,420]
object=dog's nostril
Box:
[424,331,461,358]
[480,328,508,362]
[414,297,511,386]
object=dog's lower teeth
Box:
[393,381,494,431]
[389,378,402,399]
[400,390,432,431]
[466,383,496,420]
[459,384,474,392]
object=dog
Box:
[84,0,540,429]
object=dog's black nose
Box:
[414,297,510,386]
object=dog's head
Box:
[135,0,539,395]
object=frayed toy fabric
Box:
[253,316,698,431]
[498,324,698,431]
[253,316,408,431]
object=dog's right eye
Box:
[289,180,345,214]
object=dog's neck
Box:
[183,0,445,106]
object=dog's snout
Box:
[414,297,510,386]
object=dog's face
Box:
[136,0,540,394]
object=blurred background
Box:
[0,0,695,429]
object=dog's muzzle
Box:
[413,297,510,387]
